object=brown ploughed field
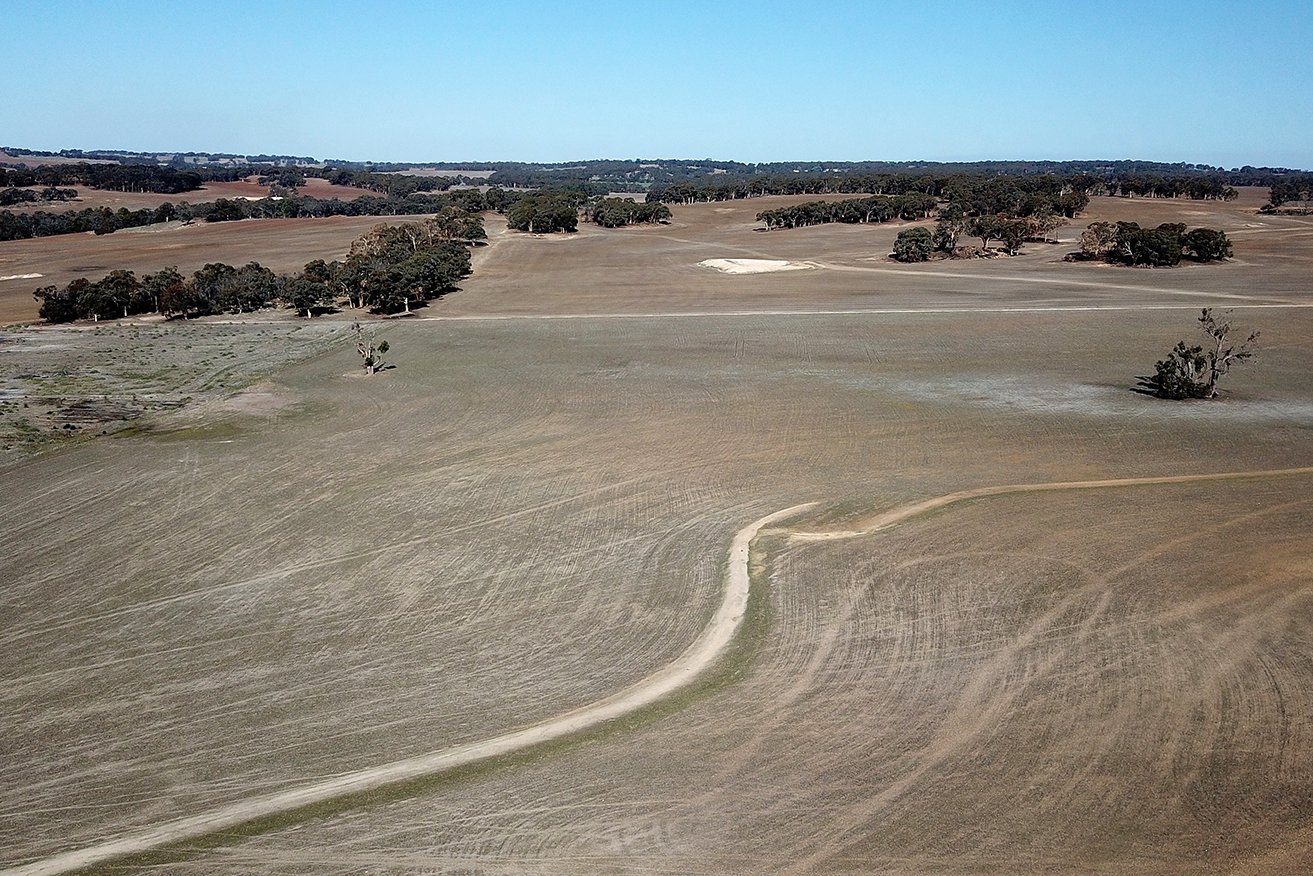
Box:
[2,190,1312,875]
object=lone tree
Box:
[353,322,390,375]
[1150,308,1259,399]
[891,227,934,262]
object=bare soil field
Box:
[2,191,1313,875]
[0,215,404,324]
[1,177,371,215]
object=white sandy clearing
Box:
[698,258,814,274]
[1,503,816,876]
[0,274,42,282]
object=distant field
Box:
[0,215,398,324]
[3,191,1313,874]
[0,176,370,215]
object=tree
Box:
[891,227,934,262]
[1113,222,1182,266]
[87,269,141,319]
[966,214,1004,250]
[1149,308,1259,399]
[1182,228,1232,262]
[353,322,390,375]
[999,219,1029,255]
[1079,221,1119,258]
[141,267,186,314]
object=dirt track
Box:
[4,191,1313,874]
[9,466,1311,876]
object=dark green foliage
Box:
[141,267,186,314]
[965,214,1005,250]
[756,194,935,230]
[1263,177,1313,212]
[1112,222,1183,266]
[32,284,79,323]
[590,198,671,227]
[1182,228,1232,261]
[891,227,934,262]
[1153,342,1211,399]
[341,220,475,314]
[1147,309,1259,399]
[506,192,581,233]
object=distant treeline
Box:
[1265,178,1313,212]
[0,187,77,206]
[0,188,492,242]
[0,164,207,193]
[648,172,1236,205]
[755,179,1089,233]
[502,192,673,232]
[758,194,938,229]
[2,184,674,242]
[32,212,483,323]
[0,162,458,197]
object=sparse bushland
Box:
[1144,308,1259,399]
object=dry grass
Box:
[2,191,1313,874]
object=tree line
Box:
[31,211,482,323]
[645,171,1241,206]
[0,164,206,193]
[0,182,669,242]
[0,188,492,242]
[501,191,673,232]
[757,194,940,229]
[0,187,77,206]
[1076,222,1232,266]
[1264,177,1313,212]
[589,198,672,227]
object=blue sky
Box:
[5,0,1311,168]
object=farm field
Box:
[1,177,371,214]
[2,192,1313,874]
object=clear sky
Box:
[5,0,1310,168]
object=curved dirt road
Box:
[2,503,817,876]
[9,466,1313,876]
[789,467,1313,544]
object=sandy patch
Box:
[698,258,814,274]
[0,273,43,281]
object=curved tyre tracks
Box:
[9,465,1313,876]
[3,503,816,876]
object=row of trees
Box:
[1264,178,1313,212]
[32,212,481,323]
[890,211,1067,262]
[756,194,939,229]
[647,170,1240,206]
[1101,177,1236,200]
[0,164,205,193]
[1078,222,1232,266]
[506,191,587,233]
[0,188,497,242]
[0,186,77,206]
[589,198,671,227]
